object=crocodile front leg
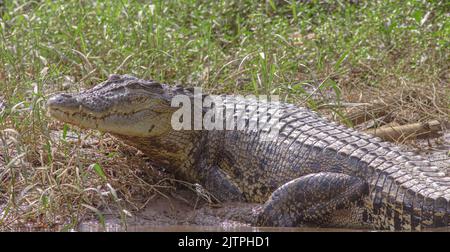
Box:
[256,172,369,227]
[202,166,246,202]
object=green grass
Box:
[0,0,449,230]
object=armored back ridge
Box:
[47,75,450,230]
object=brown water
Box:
[77,223,367,232]
[76,194,370,232]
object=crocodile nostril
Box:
[47,93,78,109]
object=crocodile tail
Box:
[368,158,450,230]
[308,118,450,230]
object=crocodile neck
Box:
[112,130,206,183]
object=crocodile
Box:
[47,74,450,230]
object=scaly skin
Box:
[47,75,450,230]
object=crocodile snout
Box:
[47,93,79,112]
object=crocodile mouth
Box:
[48,106,152,129]
[47,96,173,137]
[48,105,151,121]
[46,92,158,129]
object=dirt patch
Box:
[78,189,259,231]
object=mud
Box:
[78,190,259,231]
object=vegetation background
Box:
[0,0,448,230]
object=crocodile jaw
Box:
[47,102,172,137]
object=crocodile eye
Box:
[126,81,149,90]
[147,82,163,89]
[174,85,184,92]
[125,81,164,94]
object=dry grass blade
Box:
[0,97,5,114]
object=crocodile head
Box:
[47,74,180,137]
